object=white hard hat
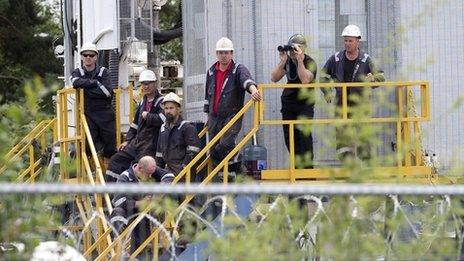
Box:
[139,70,157,82]
[31,241,85,261]
[162,92,182,106]
[341,24,362,38]
[215,37,234,51]
[80,42,98,54]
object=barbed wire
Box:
[1,183,464,195]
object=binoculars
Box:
[277,44,296,52]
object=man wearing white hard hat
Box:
[105,69,166,182]
[156,92,200,175]
[320,25,385,161]
[71,42,116,160]
[204,37,261,177]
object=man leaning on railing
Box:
[203,37,261,180]
[320,24,385,162]
[71,42,116,162]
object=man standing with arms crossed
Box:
[71,42,116,162]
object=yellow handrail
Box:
[0,119,56,180]
[130,101,260,259]
[95,99,258,260]
[258,81,431,181]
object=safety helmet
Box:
[31,241,85,261]
[162,92,182,106]
[80,42,98,54]
[139,70,157,82]
[341,24,362,38]
[215,37,234,51]
[288,34,307,50]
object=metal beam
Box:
[1,183,464,195]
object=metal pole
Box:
[2,183,464,196]
[148,4,161,90]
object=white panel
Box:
[340,0,365,15]
[399,0,464,167]
[82,0,118,49]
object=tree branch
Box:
[0,75,24,83]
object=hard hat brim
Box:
[80,49,99,55]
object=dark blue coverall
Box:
[109,165,174,254]
[105,93,165,182]
[204,60,256,171]
[71,66,116,158]
[155,117,201,175]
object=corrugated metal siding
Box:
[255,0,315,168]
[398,0,464,167]
[183,0,464,169]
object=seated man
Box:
[155,92,201,175]
[109,156,173,255]
[105,70,165,182]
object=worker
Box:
[105,69,165,182]
[204,37,261,178]
[156,92,200,175]
[270,34,317,168]
[320,24,385,161]
[71,42,116,161]
[109,156,174,255]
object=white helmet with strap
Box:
[215,37,234,51]
[341,24,362,38]
[80,42,99,54]
[162,92,182,106]
[139,70,157,82]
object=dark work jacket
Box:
[155,116,200,174]
[109,165,174,230]
[71,66,113,111]
[281,54,318,104]
[320,50,385,99]
[124,93,165,159]
[203,60,256,118]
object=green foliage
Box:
[159,0,182,62]
[174,195,461,260]
[0,0,62,106]
[0,194,60,259]
[0,80,61,258]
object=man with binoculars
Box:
[271,34,317,168]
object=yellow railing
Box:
[95,99,259,260]
[0,118,57,182]
[96,81,434,259]
[3,81,433,258]
[2,85,136,258]
[114,85,135,147]
[258,81,431,181]
[56,87,115,257]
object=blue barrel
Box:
[242,145,267,179]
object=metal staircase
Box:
[1,81,438,260]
